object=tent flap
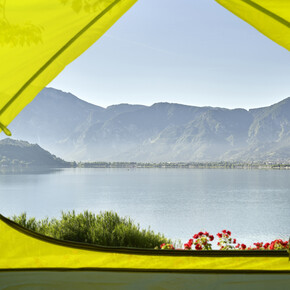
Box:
[216,0,290,51]
[0,0,137,135]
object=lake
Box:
[0,168,289,247]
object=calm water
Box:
[1,168,290,246]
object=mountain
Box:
[0,138,71,167]
[3,87,290,162]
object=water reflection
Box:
[0,167,62,175]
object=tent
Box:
[0,0,290,288]
[216,0,290,51]
[0,0,137,136]
[0,214,290,288]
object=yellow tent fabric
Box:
[0,0,137,136]
[1,215,290,272]
[0,215,290,288]
[216,0,290,51]
[1,214,289,272]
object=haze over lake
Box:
[1,168,289,246]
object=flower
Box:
[192,231,214,250]
[253,242,263,249]
[160,243,175,250]
[180,230,288,251]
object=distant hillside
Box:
[0,139,71,168]
[4,87,290,162]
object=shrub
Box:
[11,210,171,249]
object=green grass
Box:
[11,210,171,249]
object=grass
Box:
[11,210,171,249]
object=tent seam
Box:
[0,0,122,119]
[241,0,290,28]
[0,122,11,136]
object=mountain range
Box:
[3,87,290,162]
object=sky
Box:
[49,0,290,110]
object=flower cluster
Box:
[184,231,214,251]
[240,239,289,250]
[159,230,289,251]
[160,243,175,250]
[266,239,289,250]
[217,230,237,250]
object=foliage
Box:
[11,211,170,249]
[160,243,175,250]
[184,231,214,250]
[216,230,236,250]
[163,229,289,251]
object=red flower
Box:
[195,244,202,250]
[264,243,270,249]
[217,233,222,238]
[233,239,236,244]
[209,235,214,241]
[222,230,227,234]
[254,242,263,249]
[198,231,204,236]
[241,244,247,250]
[227,231,231,236]
[204,231,209,237]
[193,234,199,239]
[188,239,193,246]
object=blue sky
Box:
[49,0,290,109]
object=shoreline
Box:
[1,161,290,171]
